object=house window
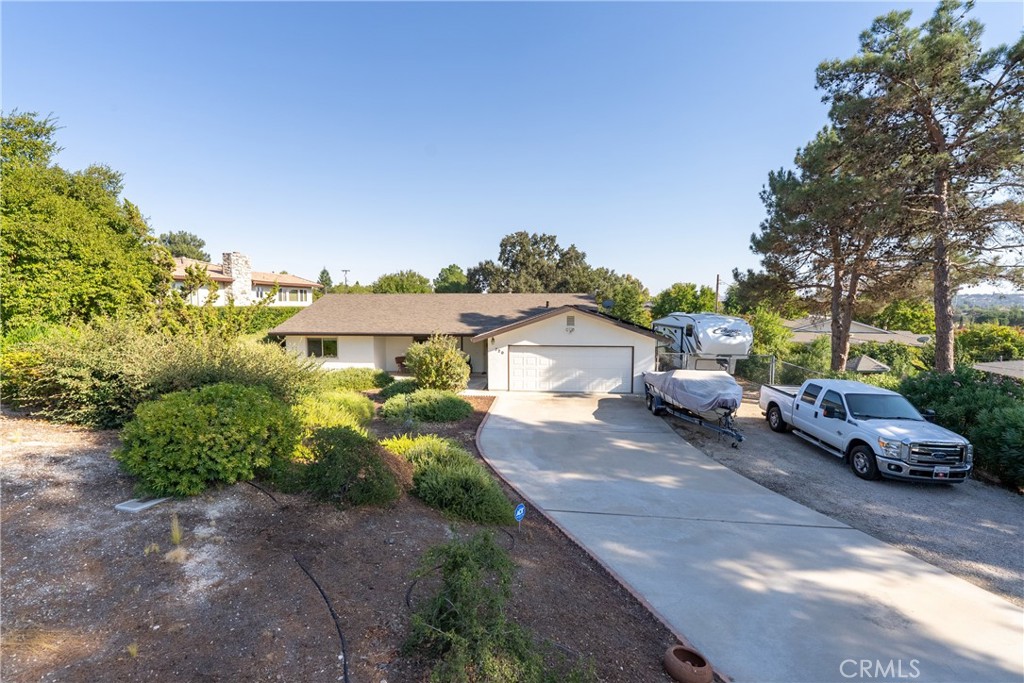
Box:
[566,315,575,327]
[277,290,287,302]
[307,338,338,358]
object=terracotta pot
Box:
[663,645,713,683]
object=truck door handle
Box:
[814,411,818,418]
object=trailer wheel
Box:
[850,445,881,480]
[766,405,788,433]
[646,393,665,416]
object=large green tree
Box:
[650,282,717,319]
[1,112,171,333]
[466,231,597,293]
[754,128,915,371]
[158,230,210,261]
[817,0,1024,372]
[371,270,432,293]
[433,264,469,293]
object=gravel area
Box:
[665,391,1024,608]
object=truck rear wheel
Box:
[850,445,881,480]
[767,405,788,433]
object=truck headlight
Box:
[877,438,902,460]
[965,444,973,464]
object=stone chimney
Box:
[222,252,253,305]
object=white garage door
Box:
[508,346,632,393]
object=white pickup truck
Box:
[758,379,973,482]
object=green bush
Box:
[317,367,395,392]
[380,389,473,423]
[291,390,373,461]
[385,436,513,524]
[6,320,318,428]
[295,390,374,427]
[955,323,1024,363]
[407,532,595,683]
[299,426,407,507]
[378,378,418,399]
[114,383,300,496]
[404,334,470,392]
[970,405,1024,488]
[900,368,1024,486]
[380,433,453,458]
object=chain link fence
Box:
[734,355,824,388]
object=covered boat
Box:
[643,369,745,444]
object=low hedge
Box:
[318,368,395,392]
[114,383,300,496]
[380,389,473,423]
[381,435,513,524]
[378,379,419,400]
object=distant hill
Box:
[954,293,1023,310]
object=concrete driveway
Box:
[477,392,1024,683]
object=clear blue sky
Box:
[4,1,1022,294]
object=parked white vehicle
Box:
[652,313,753,373]
[758,379,973,482]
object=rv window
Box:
[685,325,694,337]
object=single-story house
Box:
[973,360,1024,380]
[784,317,932,347]
[269,293,666,394]
[172,252,321,307]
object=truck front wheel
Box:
[850,445,881,480]
[767,405,788,433]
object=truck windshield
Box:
[845,394,923,421]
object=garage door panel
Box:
[508,346,631,393]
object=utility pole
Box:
[341,269,350,287]
[715,274,721,313]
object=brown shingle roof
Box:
[269,293,599,336]
[171,257,320,288]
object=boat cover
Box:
[643,369,743,414]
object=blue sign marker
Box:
[514,503,526,526]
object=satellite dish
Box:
[602,299,614,309]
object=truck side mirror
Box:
[921,409,937,423]
[823,406,846,420]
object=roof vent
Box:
[566,315,575,327]
[546,300,549,308]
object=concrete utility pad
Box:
[479,393,1024,683]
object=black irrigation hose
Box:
[246,480,281,505]
[405,564,445,609]
[501,528,516,552]
[293,554,351,683]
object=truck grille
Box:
[908,443,965,465]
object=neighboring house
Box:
[784,317,932,347]
[973,360,1024,380]
[269,293,666,394]
[171,252,321,307]
[846,355,891,374]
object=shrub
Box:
[291,390,373,461]
[378,378,418,399]
[379,433,454,458]
[970,405,1024,488]
[317,368,395,392]
[380,389,473,423]
[7,320,318,428]
[407,532,595,683]
[300,426,409,507]
[403,334,470,392]
[385,436,514,524]
[955,323,1024,363]
[900,368,1024,486]
[114,383,300,496]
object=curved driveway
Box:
[477,392,1024,683]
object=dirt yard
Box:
[1,396,682,682]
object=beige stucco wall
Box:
[482,314,656,393]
